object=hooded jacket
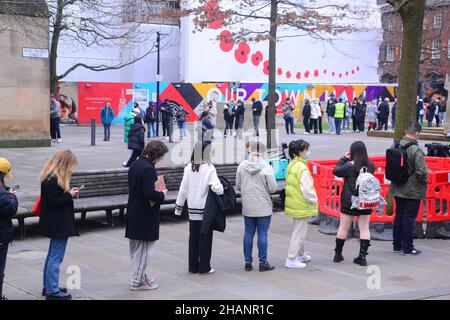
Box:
[128,123,145,151]
[0,186,18,244]
[236,157,277,217]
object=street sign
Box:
[22,48,49,58]
[156,74,163,82]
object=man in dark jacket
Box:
[377,98,390,131]
[0,158,18,301]
[235,100,246,138]
[390,122,428,255]
[144,102,157,139]
[126,141,168,291]
[251,98,263,137]
[124,117,145,168]
[160,99,174,142]
[427,99,440,127]
[302,100,312,134]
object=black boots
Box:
[353,239,371,266]
[333,238,345,263]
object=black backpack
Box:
[385,141,416,184]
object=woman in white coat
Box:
[309,100,322,134]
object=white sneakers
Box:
[285,254,312,268]
[57,138,62,143]
[297,254,312,263]
[130,281,158,291]
[285,259,306,269]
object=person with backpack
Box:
[223,100,236,137]
[39,150,79,300]
[124,116,145,168]
[144,102,157,139]
[176,105,190,140]
[126,141,168,291]
[326,98,336,134]
[302,99,312,135]
[284,140,318,269]
[0,158,18,301]
[175,142,224,274]
[332,141,376,266]
[100,102,115,141]
[388,122,428,255]
[236,142,277,272]
[334,98,345,135]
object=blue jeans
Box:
[284,117,294,134]
[43,238,68,295]
[103,125,111,139]
[243,216,271,265]
[178,121,186,137]
[393,197,421,253]
[335,118,343,135]
[147,121,156,138]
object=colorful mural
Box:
[77,82,397,125]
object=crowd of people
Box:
[0,116,430,300]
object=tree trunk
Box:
[394,0,426,140]
[266,0,277,149]
[50,0,63,95]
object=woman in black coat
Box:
[38,150,79,300]
[302,100,311,134]
[124,116,145,168]
[125,140,168,291]
[355,101,366,133]
[0,158,18,301]
[332,141,375,267]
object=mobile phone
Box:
[78,185,85,190]
[9,185,20,193]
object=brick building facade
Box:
[378,0,450,89]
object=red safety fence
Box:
[308,156,450,225]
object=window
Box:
[423,19,427,30]
[434,12,443,29]
[420,47,425,61]
[387,45,395,62]
[432,39,441,60]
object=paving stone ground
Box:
[1,124,448,300]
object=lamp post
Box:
[156,31,161,137]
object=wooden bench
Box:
[13,163,285,236]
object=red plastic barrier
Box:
[308,156,450,224]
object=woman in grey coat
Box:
[236,142,277,272]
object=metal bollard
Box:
[91,118,96,146]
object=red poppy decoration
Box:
[234,42,250,64]
[251,51,263,66]
[352,70,355,74]
[345,71,349,76]
[286,71,292,78]
[263,60,270,75]
[304,71,310,78]
[339,73,343,78]
[323,69,327,75]
[219,30,234,52]
[205,0,224,30]
[277,68,283,75]
[296,72,301,79]
[356,66,360,71]
[332,72,335,76]
[314,70,319,77]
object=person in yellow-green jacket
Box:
[334,98,345,135]
[284,139,318,269]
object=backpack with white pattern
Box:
[351,166,386,210]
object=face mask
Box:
[303,151,311,159]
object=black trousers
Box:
[224,118,234,136]
[352,116,357,132]
[0,243,8,298]
[318,116,323,134]
[125,149,142,167]
[50,117,61,139]
[309,118,318,134]
[303,116,310,133]
[189,220,213,273]
[377,119,388,130]
[393,197,421,253]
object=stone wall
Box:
[0,14,50,147]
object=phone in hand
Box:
[9,185,20,193]
[78,185,85,191]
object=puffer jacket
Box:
[333,157,375,214]
[128,123,145,151]
[123,112,136,144]
[0,186,18,244]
